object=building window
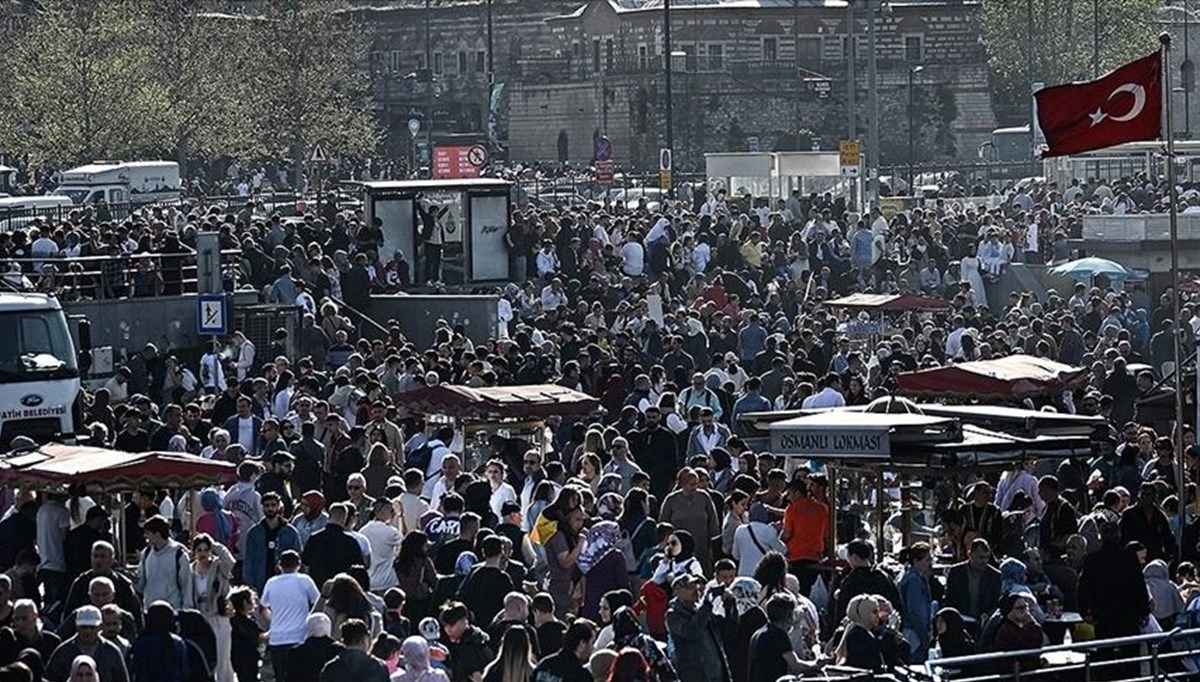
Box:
[433,52,443,74]
[763,37,777,62]
[416,53,426,70]
[707,43,723,70]
[605,38,614,72]
[638,44,648,69]
[457,51,468,74]
[593,38,601,72]
[796,37,820,66]
[904,35,924,63]
[1184,60,1196,93]
[476,50,486,73]
[388,50,402,72]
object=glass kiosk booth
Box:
[357,178,513,285]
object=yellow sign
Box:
[839,140,861,166]
[659,169,672,190]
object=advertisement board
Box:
[469,194,510,281]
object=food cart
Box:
[0,443,236,559]
[895,355,1089,400]
[825,293,952,344]
[395,384,602,471]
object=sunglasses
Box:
[348,485,363,490]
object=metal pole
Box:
[664,0,674,196]
[425,0,433,175]
[486,0,494,80]
[867,0,879,206]
[1164,32,1187,559]
[846,0,857,142]
[1092,0,1099,78]
[1187,0,1192,137]
[908,67,915,193]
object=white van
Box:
[0,196,74,230]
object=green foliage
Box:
[982,0,1160,105]
[0,0,378,172]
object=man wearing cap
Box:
[44,604,129,682]
[665,574,734,682]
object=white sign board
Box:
[770,427,890,459]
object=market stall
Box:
[826,293,952,342]
[0,443,237,560]
[896,355,1089,400]
[396,384,602,470]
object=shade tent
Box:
[825,293,954,312]
[896,356,1089,399]
[0,443,235,492]
[395,383,601,420]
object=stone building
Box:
[504,0,996,172]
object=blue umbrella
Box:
[1048,257,1129,281]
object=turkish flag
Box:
[1034,50,1162,157]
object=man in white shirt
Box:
[944,315,967,359]
[428,454,463,511]
[421,427,455,498]
[232,331,255,382]
[535,240,558,277]
[360,499,402,591]
[540,279,568,313]
[801,373,846,409]
[620,237,645,276]
[199,341,226,394]
[261,550,320,681]
[398,469,430,535]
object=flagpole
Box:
[1163,32,1187,558]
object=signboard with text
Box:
[594,160,615,186]
[433,145,483,180]
[839,140,861,177]
[770,427,890,459]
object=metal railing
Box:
[926,625,1199,682]
[1,250,245,299]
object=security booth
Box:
[357,179,512,286]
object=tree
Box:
[0,0,159,166]
[141,0,254,168]
[982,0,1159,106]
[245,0,379,189]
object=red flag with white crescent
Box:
[1034,50,1162,157]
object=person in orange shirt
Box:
[780,478,829,595]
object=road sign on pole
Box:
[659,148,672,171]
[594,136,613,162]
[309,144,328,164]
[839,140,861,177]
[197,294,228,336]
[466,145,489,168]
[407,118,422,137]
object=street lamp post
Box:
[664,0,674,197]
[908,65,923,194]
[866,0,879,206]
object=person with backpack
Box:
[416,427,454,499]
[135,516,193,613]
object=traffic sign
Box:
[594,136,613,162]
[466,145,489,168]
[659,148,672,171]
[747,136,760,152]
[839,140,861,177]
[659,169,672,190]
[594,160,615,186]
[407,118,421,137]
[197,294,227,336]
[309,144,328,164]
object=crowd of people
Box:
[1,169,1199,682]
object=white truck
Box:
[0,292,89,448]
[53,160,181,206]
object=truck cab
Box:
[0,293,85,447]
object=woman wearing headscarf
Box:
[836,594,907,673]
[189,534,235,682]
[129,601,190,682]
[292,491,328,547]
[724,578,766,682]
[1145,559,1186,628]
[69,654,100,682]
[931,607,975,659]
[285,613,343,682]
[659,469,721,572]
[574,521,630,621]
[177,610,218,682]
[991,593,1044,675]
[998,558,1045,622]
[611,607,677,682]
[650,530,703,586]
[393,636,449,682]
[195,491,238,556]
